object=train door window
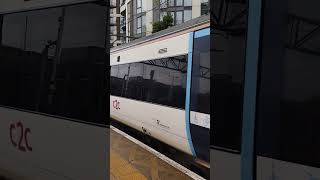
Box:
[189,29,211,161]
[256,0,320,167]
[191,30,210,115]
[211,0,248,151]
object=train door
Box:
[255,0,320,179]
[210,0,248,179]
[188,28,210,163]
[0,2,108,180]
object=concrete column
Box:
[145,0,153,35]
[192,0,201,19]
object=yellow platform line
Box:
[110,150,148,180]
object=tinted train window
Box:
[110,55,188,109]
[191,33,210,114]
[256,0,320,167]
[211,0,248,151]
[0,3,107,124]
[0,9,60,110]
[110,64,130,97]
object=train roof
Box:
[0,0,98,15]
[111,15,210,53]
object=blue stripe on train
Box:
[186,32,196,156]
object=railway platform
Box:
[110,126,203,180]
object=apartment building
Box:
[110,0,123,47]
[118,0,209,43]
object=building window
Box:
[160,11,167,21]
[160,0,167,8]
[184,0,192,6]
[201,0,209,15]
[169,12,175,21]
[176,11,183,24]
[161,0,192,9]
[137,16,142,34]
[169,0,175,7]
[135,0,145,36]
[160,10,191,25]
[184,10,192,22]
[158,0,192,25]
[137,0,142,14]
[176,0,183,6]
[136,15,145,36]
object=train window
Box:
[0,9,60,110]
[110,64,130,97]
[256,0,320,167]
[0,3,107,124]
[1,13,28,50]
[111,65,121,96]
[211,0,248,151]
[110,55,188,109]
[126,63,144,100]
[52,3,107,122]
[141,56,188,109]
[191,33,210,114]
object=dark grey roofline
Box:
[111,15,210,52]
[0,0,98,15]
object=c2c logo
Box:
[9,122,32,152]
[113,100,120,110]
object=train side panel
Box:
[0,107,107,180]
[257,156,320,180]
[110,33,190,65]
[210,149,241,180]
[110,95,193,155]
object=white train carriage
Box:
[211,0,320,180]
[110,16,211,163]
[0,0,108,179]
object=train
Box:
[110,15,211,163]
[0,0,108,179]
[211,0,320,180]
